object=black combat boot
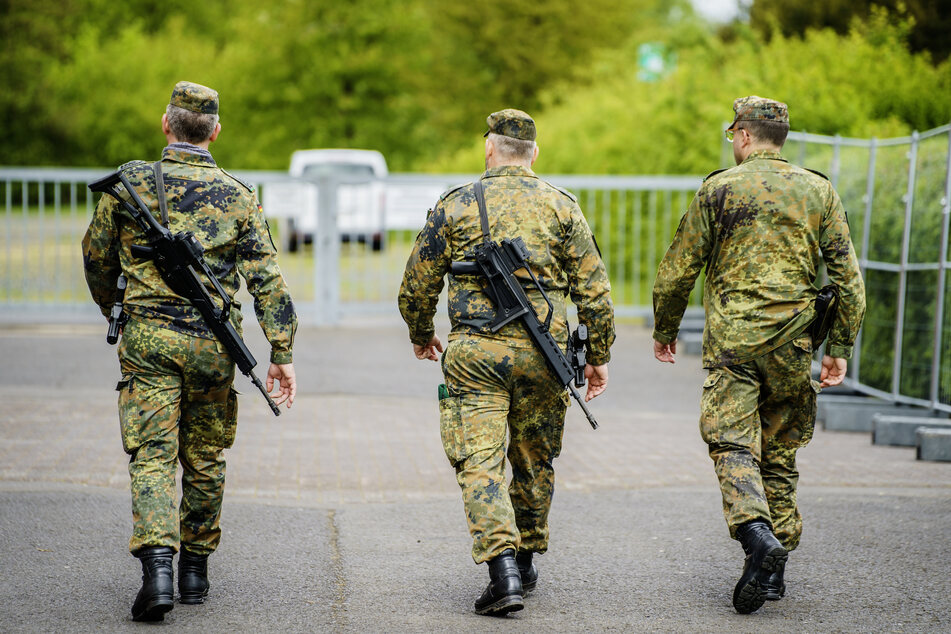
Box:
[474,549,524,616]
[764,559,787,601]
[178,549,210,604]
[131,546,175,622]
[732,521,787,614]
[515,551,538,594]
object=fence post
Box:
[313,174,340,326]
[21,180,28,300]
[930,129,951,408]
[892,131,919,399]
[852,138,877,382]
[4,179,11,302]
[830,134,841,187]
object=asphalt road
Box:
[0,321,949,632]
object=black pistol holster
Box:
[810,284,840,347]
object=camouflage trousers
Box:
[117,319,238,556]
[700,334,820,551]
[440,335,569,564]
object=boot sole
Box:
[179,589,209,605]
[733,547,787,614]
[521,581,536,595]
[475,594,524,616]
[132,596,174,622]
[765,583,787,601]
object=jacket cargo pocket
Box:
[699,372,722,446]
[439,395,465,467]
[792,335,815,373]
[792,335,813,355]
[116,373,141,455]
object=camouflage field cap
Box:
[727,95,788,130]
[169,81,219,115]
[484,109,536,141]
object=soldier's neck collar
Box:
[482,164,536,178]
[163,144,217,167]
[743,149,785,164]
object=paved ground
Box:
[0,320,949,632]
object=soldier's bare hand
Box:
[267,362,296,408]
[584,364,608,401]
[820,355,847,388]
[654,340,676,363]
[414,335,443,362]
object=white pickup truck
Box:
[268,149,388,252]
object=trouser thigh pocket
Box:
[116,373,141,455]
[219,386,238,449]
[801,380,821,447]
[699,371,723,445]
[439,395,465,467]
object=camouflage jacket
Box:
[82,146,297,364]
[652,150,866,368]
[398,165,615,364]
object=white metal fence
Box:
[0,167,702,325]
[735,126,950,413]
[2,123,949,412]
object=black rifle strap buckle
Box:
[151,161,170,228]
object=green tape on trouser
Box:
[117,319,237,555]
[440,335,568,564]
[699,334,820,551]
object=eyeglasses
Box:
[725,126,744,143]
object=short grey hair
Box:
[736,120,789,147]
[165,104,219,143]
[488,132,536,162]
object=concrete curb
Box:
[917,428,951,462]
[872,414,951,447]
[680,331,703,356]
[818,394,938,432]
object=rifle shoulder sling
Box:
[151,161,170,228]
[473,179,491,244]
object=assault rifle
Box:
[448,181,599,429]
[88,170,281,416]
[450,239,598,429]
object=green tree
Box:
[415,0,677,159]
[748,0,951,62]
[430,8,951,174]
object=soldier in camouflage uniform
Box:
[399,109,615,616]
[652,96,866,614]
[82,81,298,622]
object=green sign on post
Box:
[637,42,674,82]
